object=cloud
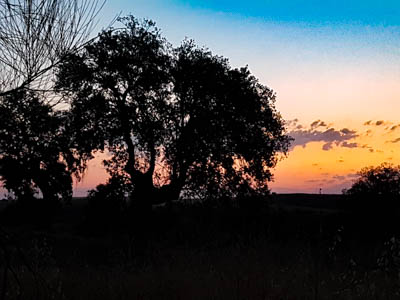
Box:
[322,142,333,150]
[359,143,376,152]
[289,125,359,151]
[340,128,352,134]
[341,141,358,148]
[310,120,327,129]
[347,173,359,178]
[361,144,371,150]
[390,125,400,131]
[286,119,299,127]
[390,137,400,143]
[364,120,392,127]
[325,180,336,185]
[306,179,321,183]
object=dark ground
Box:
[1,194,400,299]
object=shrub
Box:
[85,175,130,231]
[343,163,400,215]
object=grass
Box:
[1,195,400,299]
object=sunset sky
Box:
[69,0,400,195]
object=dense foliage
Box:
[0,91,88,202]
[0,0,103,205]
[56,16,291,206]
[344,163,400,214]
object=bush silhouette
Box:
[85,175,130,231]
[344,163,400,215]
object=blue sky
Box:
[104,0,400,27]
[172,0,400,26]
[99,0,400,123]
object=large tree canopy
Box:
[56,16,291,204]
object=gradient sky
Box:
[60,1,400,194]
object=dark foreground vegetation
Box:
[1,195,400,300]
[1,1,400,299]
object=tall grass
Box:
[2,203,400,299]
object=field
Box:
[1,194,400,299]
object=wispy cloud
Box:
[347,173,358,178]
[364,120,372,126]
[341,141,358,148]
[364,120,392,127]
[389,137,400,143]
[310,119,328,129]
[288,120,359,151]
[390,124,400,131]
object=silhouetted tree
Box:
[344,163,400,214]
[56,15,171,209]
[56,16,291,208]
[169,41,291,202]
[0,90,88,202]
[0,0,105,203]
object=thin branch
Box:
[0,0,106,96]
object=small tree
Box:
[344,163,400,214]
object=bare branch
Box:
[0,0,105,96]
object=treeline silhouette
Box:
[2,2,400,299]
[0,14,292,223]
[0,1,398,229]
[0,6,398,227]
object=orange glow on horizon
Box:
[270,120,400,193]
[72,119,400,196]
